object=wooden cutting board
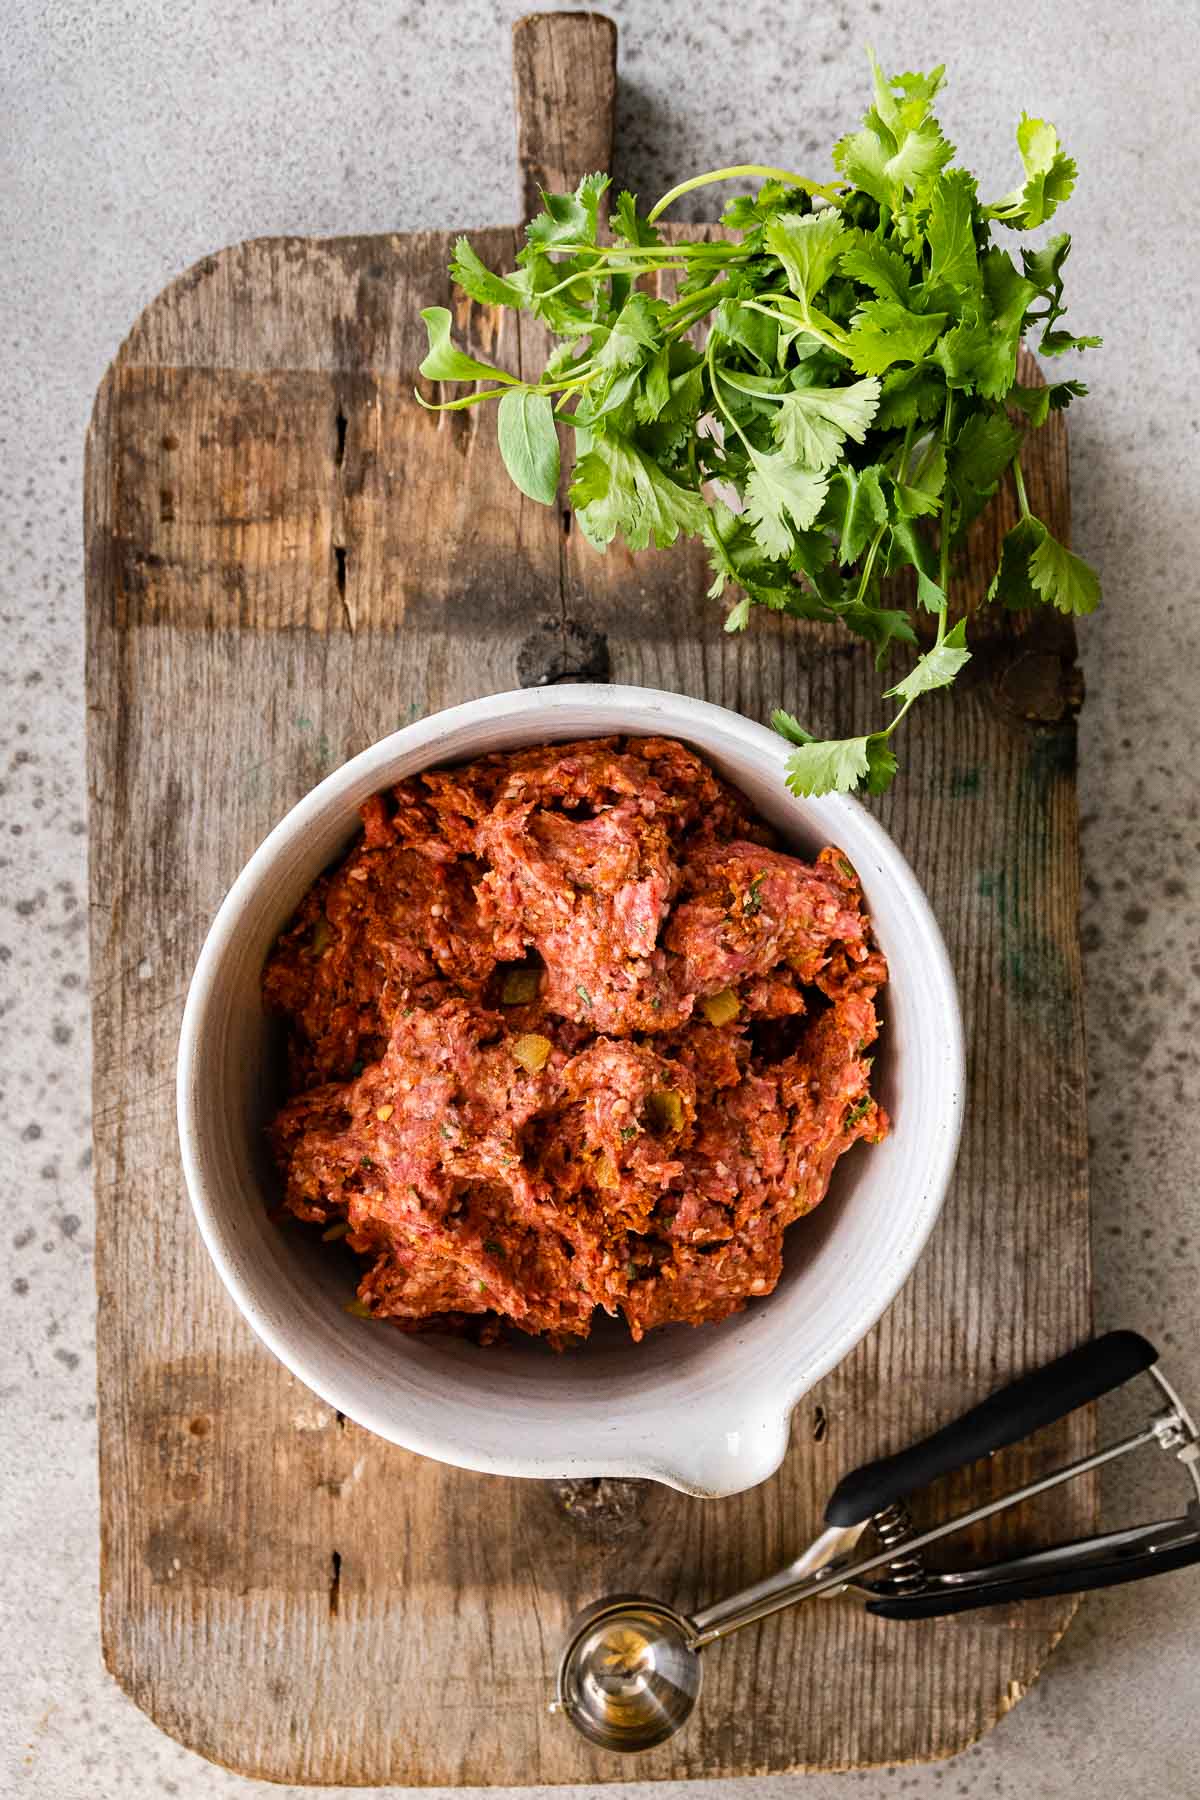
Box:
[85,11,1094,1784]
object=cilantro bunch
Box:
[418,56,1100,795]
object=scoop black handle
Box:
[864,1533,1200,1618]
[824,1330,1158,1528]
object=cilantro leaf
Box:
[1014,115,1077,226]
[884,617,971,700]
[869,55,947,136]
[595,292,664,371]
[507,255,596,332]
[570,434,708,552]
[1040,328,1103,356]
[839,231,914,304]
[844,301,947,375]
[987,515,1047,608]
[772,377,881,471]
[744,450,829,557]
[612,190,662,248]
[633,346,672,424]
[771,709,813,747]
[840,601,919,661]
[784,735,872,795]
[864,738,900,794]
[930,309,1009,400]
[418,307,517,385]
[950,409,1023,523]
[1028,527,1101,614]
[986,514,1098,615]
[1020,231,1072,295]
[916,571,948,612]
[764,212,849,305]
[828,463,889,565]
[835,107,954,209]
[893,439,947,518]
[888,511,937,581]
[526,173,610,250]
[649,358,706,436]
[715,299,779,367]
[975,249,1039,396]
[876,363,945,428]
[784,731,898,797]
[496,390,560,505]
[926,169,981,291]
[449,239,525,310]
[1009,379,1088,427]
[986,115,1077,229]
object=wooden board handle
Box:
[513,11,617,222]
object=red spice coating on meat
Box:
[263,737,888,1345]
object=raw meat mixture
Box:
[263,737,888,1346]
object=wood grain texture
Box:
[513,11,617,219]
[86,12,1093,1785]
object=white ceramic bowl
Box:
[178,685,963,1497]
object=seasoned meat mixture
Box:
[263,737,888,1346]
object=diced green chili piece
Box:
[512,1032,552,1074]
[645,1088,684,1134]
[700,987,740,1027]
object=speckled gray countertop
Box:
[2,1,1197,1795]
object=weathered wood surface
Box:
[86,10,1093,1785]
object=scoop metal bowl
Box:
[555,1596,703,1751]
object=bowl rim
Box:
[177,683,964,1493]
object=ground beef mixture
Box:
[263,737,888,1347]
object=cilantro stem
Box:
[706,339,747,445]
[850,524,888,608]
[899,419,916,482]
[718,368,784,401]
[881,690,921,737]
[1012,454,1032,520]
[934,391,954,648]
[532,262,682,301]
[647,165,844,224]
[416,366,599,414]
[666,281,727,317]
[740,298,849,360]
[552,242,751,261]
[665,282,729,338]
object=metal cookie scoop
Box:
[555,1331,1200,1752]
